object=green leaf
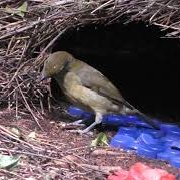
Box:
[91,132,109,147]
[0,155,20,169]
[5,2,28,17]
[17,2,28,13]
[16,11,25,18]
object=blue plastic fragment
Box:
[165,148,180,156]
[67,106,180,164]
[124,115,142,124]
[67,106,85,117]
[109,118,180,162]
[148,144,164,153]
[160,123,179,132]
[167,127,180,136]
[67,106,92,119]
[137,145,157,159]
[157,152,171,161]
[103,114,128,126]
[82,112,93,119]
[135,133,164,158]
[110,134,137,150]
[161,135,179,145]
[117,127,140,138]
[157,149,180,164]
[136,133,160,145]
[171,141,180,150]
[170,156,180,168]
[135,121,154,128]
[140,128,165,138]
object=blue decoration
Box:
[67,106,180,168]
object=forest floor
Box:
[0,106,179,180]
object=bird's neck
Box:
[54,70,67,86]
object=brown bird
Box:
[41,51,159,133]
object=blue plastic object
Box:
[110,134,137,150]
[103,114,156,128]
[161,135,179,145]
[157,152,171,161]
[117,127,140,138]
[136,133,160,145]
[148,144,164,153]
[167,127,180,136]
[110,121,180,165]
[67,106,180,167]
[103,115,128,126]
[67,106,92,119]
[135,133,164,158]
[134,121,154,128]
[170,157,180,168]
[82,112,93,119]
[160,123,179,132]
[124,115,142,124]
[137,145,157,159]
[165,148,180,156]
[171,141,180,150]
[67,106,85,117]
[140,128,165,138]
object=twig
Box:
[36,28,68,62]
[80,164,122,174]
[0,147,65,163]
[91,0,114,14]
[91,149,125,156]
[0,125,43,151]
[0,19,47,40]
[18,83,43,131]
[0,169,23,179]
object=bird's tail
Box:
[121,100,160,130]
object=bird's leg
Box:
[68,112,103,134]
[80,112,103,134]
[67,119,86,126]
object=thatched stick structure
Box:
[0,0,180,119]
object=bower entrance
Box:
[51,22,180,122]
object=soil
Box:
[0,106,179,180]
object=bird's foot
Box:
[69,119,86,126]
[68,121,98,135]
[67,118,100,136]
[68,129,93,136]
[65,119,86,128]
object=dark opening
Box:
[52,22,180,123]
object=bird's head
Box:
[40,51,74,81]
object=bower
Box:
[0,1,180,124]
[51,22,180,122]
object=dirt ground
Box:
[0,106,179,180]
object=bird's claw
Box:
[66,123,85,127]
[67,119,87,126]
[68,129,93,136]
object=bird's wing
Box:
[68,60,159,129]
[71,60,132,108]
